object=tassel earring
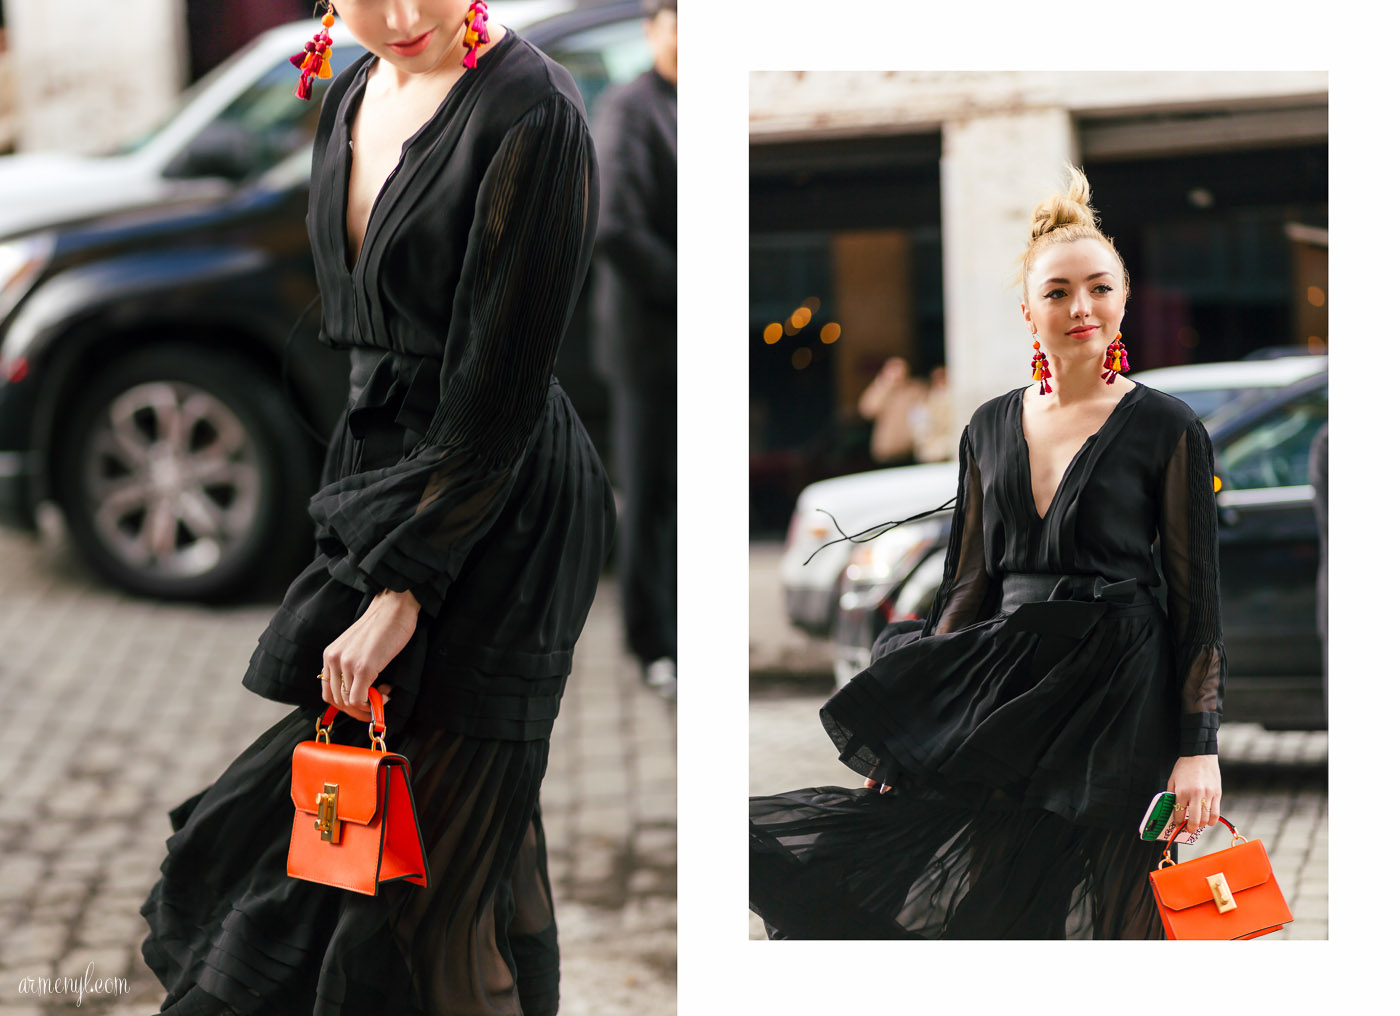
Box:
[1102,331,1130,384]
[1030,339,1052,395]
[291,4,336,100]
[462,1,491,68]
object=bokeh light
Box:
[820,322,841,344]
[791,347,813,370]
[763,323,782,344]
[1306,286,1325,307]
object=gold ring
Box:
[317,671,329,681]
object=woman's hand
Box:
[321,588,421,723]
[863,775,893,795]
[1168,754,1223,834]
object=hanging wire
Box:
[282,294,330,448]
[801,495,958,566]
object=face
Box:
[646,9,678,83]
[332,0,474,75]
[1021,238,1127,362]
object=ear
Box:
[1020,303,1036,335]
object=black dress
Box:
[750,381,1226,939]
[141,33,615,1015]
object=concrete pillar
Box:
[940,107,1078,426]
[8,0,186,154]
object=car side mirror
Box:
[165,123,258,181]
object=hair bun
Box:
[1029,166,1098,241]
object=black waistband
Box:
[999,572,1155,612]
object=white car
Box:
[779,354,1327,639]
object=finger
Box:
[879,784,891,795]
[863,778,878,789]
[1192,796,1208,833]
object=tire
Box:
[54,344,316,600]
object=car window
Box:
[544,18,650,116]
[164,47,366,182]
[1216,387,1327,491]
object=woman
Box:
[141,2,614,1012]
[750,167,1224,939]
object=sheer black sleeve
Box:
[306,93,597,616]
[918,426,994,635]
[1158,419,1227,755]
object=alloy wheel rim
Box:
[81,381,263,578]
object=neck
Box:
[1044,351,1118,403]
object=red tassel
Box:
[296,74,313,101]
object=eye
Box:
[1043,289,1066,299]
[1093,284,1114,294]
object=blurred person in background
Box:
[140,3,614,1013]
[591,0,677,698]
[857,358,955,464]
[751,167,1226,939]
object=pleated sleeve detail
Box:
[306,93,597,616]
[1158,419,1228,755]
[928,426,992,636]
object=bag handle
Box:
[314,685,388,752]
[1157,815,1247,869]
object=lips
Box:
[388,29,433,55]
[1066,325,1098,336]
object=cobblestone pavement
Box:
[748,686,1327,941]
[0,530,675,1015]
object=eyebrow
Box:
[1043,273,1113,284]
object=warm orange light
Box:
[790,307,812,329]
[820,322,841,344]
[1306,286,1325,308]
[763,323,782,344]
[792,347,813,370]
[801,296,821,312]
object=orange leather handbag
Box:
[287,686,430,895]
[1148,816,1292,940]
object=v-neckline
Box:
[1016,382,1140,522]
[337,30,515,275]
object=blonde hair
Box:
[1016,166,1130,303]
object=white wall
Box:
[7,0,187,154]
[750,70,1329,139]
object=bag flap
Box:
[290,742,390,824]
[1151,838,1275,911]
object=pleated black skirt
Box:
[750,590,1180,940]
[141,706,560,1015]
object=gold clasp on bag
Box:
[315,783,341,843]
[1206,872,1237,914]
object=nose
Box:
[1069,288,1092,321]
[384,2,422,32]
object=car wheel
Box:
[54,345,314,599]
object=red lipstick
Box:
[388,29,433,57]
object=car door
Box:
[1213,380,1327,677]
